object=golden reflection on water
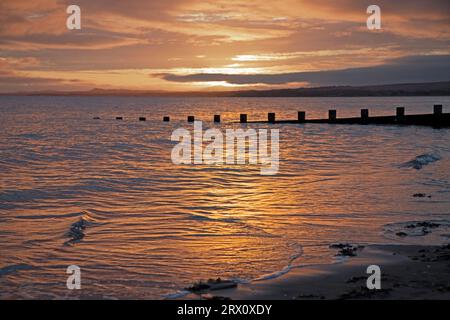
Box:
[1,96,450,298]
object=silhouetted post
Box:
[298,111,306,122]
[116,117,123,120]
[139,117,146,121]
[433,104,443,127]
[240,114,247,123]
[434,104,443,115]
[268,113,275,123]
[361,109,369,123]
[396,107,405,123]
[188,116,195,122]
[329,110,337,122]
[163,116,170,122]
[214,115,221,123]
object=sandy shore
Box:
[184,244,450,300]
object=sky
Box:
[0,0,449,92]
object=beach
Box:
[183,244,450,300]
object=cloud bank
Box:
[162,55,450,86]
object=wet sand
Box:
[185,244,450,300]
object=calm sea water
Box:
[1,96,450,299]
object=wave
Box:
[253,241,303,282]
[252,265,293,282]
[64,218,88,246]
[63,210,103,246]
[162,290,191,299]
[187,212,240,224]
[401,153,441,170]
[185,212,278,238]
[16,133,44,140]
[14,211,84,220]
[0,264,34,278]
[161,237,304,299]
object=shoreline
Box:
[182,244,450,300]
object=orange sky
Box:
[0,0,449,92]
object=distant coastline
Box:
[1,81,449,97]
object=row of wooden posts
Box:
[184,105,444,123]
[110,104,447,127]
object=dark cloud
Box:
[163,55,450,86]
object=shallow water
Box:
[0,96,450,299]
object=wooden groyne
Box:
[239,105,449,128]
[107,105,449,128]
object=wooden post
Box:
[214,115,221,123]
[396,107,405,122]
[433,104,443,127]
[188,116,195,122]
[163,116,170,122]
[240,114,247,123]
[434,104,443,115]
[116,117,123,120]
[139,117,146,121]
[298,111,306,122]
[329,110,337,122]
[361,109,369,123]
[268,112,275,123]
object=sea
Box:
[0,96,449,299]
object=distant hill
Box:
[2,81,450,97]
[228,81,450,97]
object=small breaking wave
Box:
[401,153,441,170]
[253,241,303,282]
[64,218,88,246]
[163,240,304,298]
[252,265,293,282]
[63,211,101,246]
